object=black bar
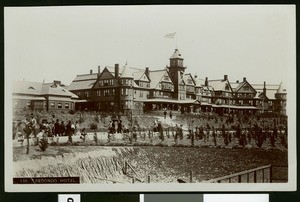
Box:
[13,177,80,184]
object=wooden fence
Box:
[205,164,288,183]
[95,163,287,184]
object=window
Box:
[65,102,69,109]
[50,101,55,108]
[122,88,129,96]
[58,102,62,108]
[27,101,31,107]
[112,89,115,96]
[104,90,109,96]
[122,79,131,86]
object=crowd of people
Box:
[13,114,88,147]
[13,111,288,149]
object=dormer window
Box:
[28,86,35,90]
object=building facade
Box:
[67,49,287,115]
[13,80,78,112]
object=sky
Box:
[5,5,295,86]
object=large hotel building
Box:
[13,49,287,115]
[67,49,286,115]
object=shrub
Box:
[90,123,98,130]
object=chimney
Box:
[90,69,93,74]
[224,75,228,81]
[97,66,101,78]
[53,80,61,86]
[243,77,246,82]
[263,81,266,95]
[205,77,208,86]
[115,64,119,79]
[236,80,239,83]
[145,67,149,78]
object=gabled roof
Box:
[149,69,172,89]
[208,79,232,92]
[133,70,145,80]
[106,66,118,77]
[183,73,196,86]
[230,82,241,91]
[194,77,205,87]
[231,81,256,94]
[133,70,150,82]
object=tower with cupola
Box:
[167,49,186,99]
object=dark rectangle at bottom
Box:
[13,177,80,184]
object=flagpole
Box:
[175,33,177,49]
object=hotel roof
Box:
[13,80,79,99]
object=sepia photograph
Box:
[4,5,296,192]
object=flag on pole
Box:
[164,32,176,38]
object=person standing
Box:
[117,120,122,134]
[23,118,33,154]
[66,121,72,143]
[169,110,173,119]
[54,119,60,137]
[174,124,179,144]
[31,114,37,138]
[60,121,65,136]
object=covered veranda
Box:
[212,104,259,115]
[143,98,201,113]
